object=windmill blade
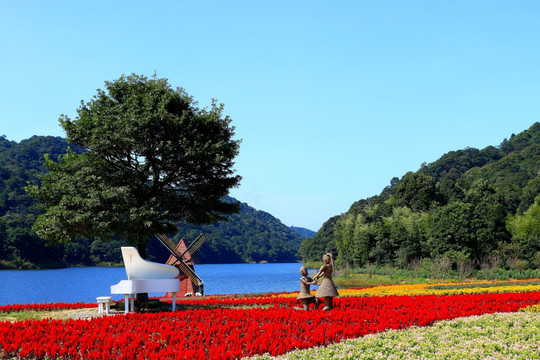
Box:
[155,233,204,287]
[173,258,204,286]
[182,234,207,257]
[155,233,183,262]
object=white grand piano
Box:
[111,247,180,314]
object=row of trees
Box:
[301,123,540,274]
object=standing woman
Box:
[313,253,339,310]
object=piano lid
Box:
[121,247,180,280]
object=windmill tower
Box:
[154,233,206,296]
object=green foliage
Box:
[0,136,75,269]
[289,226,315,238]
[465,144,540,188]
[298,216,339,263]
[27,73,241,253]
[508,195,540,240]
[1,74,308,267]
[303,122,540,272]
[507,194,540,262]
[517,175,540,214]
[148,198,303,264]
[394,172,442,211]
[0,134,303,267]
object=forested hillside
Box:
[300,123,540,274]
[0,136,77,268]
[290,226,316,239]
[53,198,304,266]
[147,198,303,264]
[0,136,303,268]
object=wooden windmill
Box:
[154,233,207,296]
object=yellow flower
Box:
[279,279,540,298]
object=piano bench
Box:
[97,296,112,315]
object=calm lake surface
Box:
[0,263,304,305]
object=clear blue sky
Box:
[1,1,539,231]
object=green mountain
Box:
[146,198,303,264]
[289,226,316,239]
[0,136,302,268]
[300,123,540,271]
[0,136,78,269]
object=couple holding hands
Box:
[297,253,339,311]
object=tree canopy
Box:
[27,74,241,255]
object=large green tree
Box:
[27,73,241,258]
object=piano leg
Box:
[172,292,176,312]
[130,295,135,313]
[124,294,129,314]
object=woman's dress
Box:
[315,264,339,298]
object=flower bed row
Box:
[282,278,540,298]
[426,279,540,289]
[3,279,539,314]
[0,302,95,313]
[2,291,540,359]
[251,310,540,359]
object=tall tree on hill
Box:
[27,73,241,259]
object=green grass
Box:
[301,261,321,270]
[304,263,444,287]
[333,272,438,287]
[328,264,540,288]
[0,310,51,321]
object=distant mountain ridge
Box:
[289,226,316,238]
[0,135,304,268]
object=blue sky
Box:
[1,1,539,231]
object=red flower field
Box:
[1,291,540,359]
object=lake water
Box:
[0,263,305,305]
